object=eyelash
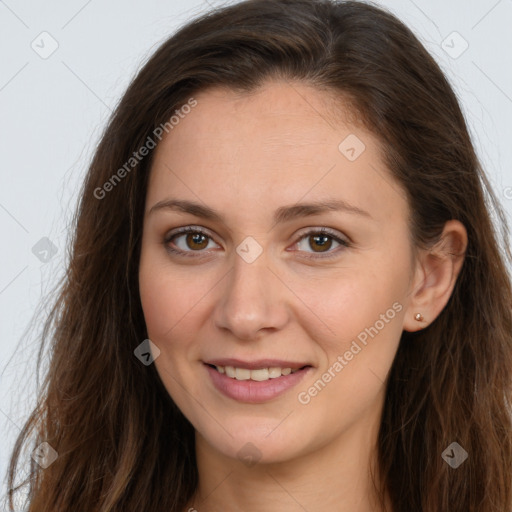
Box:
[163,226,351,260]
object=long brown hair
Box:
[7,0,512,510]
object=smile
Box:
[209,364,304,381]
[204,361,313,403]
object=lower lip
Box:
[205,364,312,403]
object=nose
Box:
[213,247,290,341]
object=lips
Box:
[204,359,313,403]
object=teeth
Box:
[251,368,269,381]
[268,367,282,378]
[235,368,251,380]
[214,365,302,381]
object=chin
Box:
[197,418,314,466]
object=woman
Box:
[7,0,512,510]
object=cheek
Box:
[138,259,206,397]
[139,266,174,340]
[138,255,215,348]
[293,279,404,438]
[291,256,407,353]
[138,259,184,358]
[309,255,407,403]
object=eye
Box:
[164,226,219,257]
[291,227,350,259]
[163,226,350,259]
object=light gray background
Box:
[1,0,511,505]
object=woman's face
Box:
[139,81,416,465]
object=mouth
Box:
[205,363,311,381]
[203,359,313,403]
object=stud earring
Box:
[414,313,424,322]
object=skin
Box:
[138,80,467,512]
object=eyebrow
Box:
[148,198,372,223]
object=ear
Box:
[403,220,468,332]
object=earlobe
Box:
[403,220,468,332]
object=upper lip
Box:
[204,358,311,370]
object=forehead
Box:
[145,81,408,227]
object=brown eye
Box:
[164,227,219,257]
[308,234,333,252]
[293,228,350,259]
[183,232,209,250]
